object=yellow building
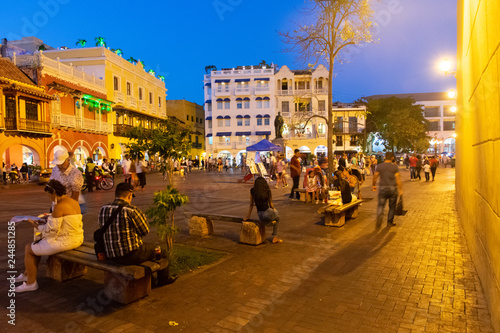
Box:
[165,99,205,161]
[457,1,500,330]
[41,47,167,161]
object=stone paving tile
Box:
[0,168,496,332]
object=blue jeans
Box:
[376,186,398,226]
[257,208,280,236]
[410,166,416,180]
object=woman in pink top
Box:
[275,156,288,188]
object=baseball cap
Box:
[52,150,69,165]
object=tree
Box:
[204,65,217,74]
[365,96,429,153]
[124,117,192,184]
[95,37,106,47]
[259,60,268,67]
[280,0,376,183]
[127,57,138,64]
[76,39,87,47]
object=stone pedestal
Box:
[188,216,214,237]
[46,256,87,282]
[239,222,265,245]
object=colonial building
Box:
[165,99,205,160]
[203,64,276,164]
[38,46,167,161]
[15,51,110,167]
[367,92,456,154]
[0,57,55,168]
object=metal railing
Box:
[5,117,51,133]
[113,124,134,136]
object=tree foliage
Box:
[366,96,429,153]
[205,65,217,74]
[124,118,192,182]
[280,0,376,182]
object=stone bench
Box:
[292,188,308,202]
[47,241,168,304]
[184,213,267,245]
[317,200,362,227]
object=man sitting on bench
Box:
[98,183,177,285]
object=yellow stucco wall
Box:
[457,1,500,330]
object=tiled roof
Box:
[366,92,452,102]
[0,57,37,86]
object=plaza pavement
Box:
[0,166,495,332]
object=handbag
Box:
[395,195,404,215]
[93,205,124,261]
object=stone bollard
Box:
[188,216,213,237]
[239,221,265,245]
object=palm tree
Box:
[76,39,87,47]
[95,37,106,47]
[204,65,217,74]
[115,48,123,56]
[127,57,137,64]
[259,60,267,67]
[157,75,165,82]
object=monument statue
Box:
[274,112,284,139]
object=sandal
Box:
[272,237,283,244]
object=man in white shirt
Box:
[122,154,132,184]
[49,150,83,201]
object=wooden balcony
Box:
[113,124,134,137]
[4,117,52,137]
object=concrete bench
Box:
[318,200,362,227]
[292,188,308,202]
[47,241,168,304]
[184,213,267,245]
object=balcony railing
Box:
[127,96,137,108]
[295,88,311,94]
[255,86,270,93]
[214,88,231,96]
[277,89,294,96]
[5,117,51,134]
[114,124,134,137]
[314,88,328,94]
[140,102,148,112]
[235,87,251,95]
[52,114,76,128]
[211,68,274,76]
[114,91,125,104]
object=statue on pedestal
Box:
[274,112,284,139]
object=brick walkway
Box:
[0,167,495,332]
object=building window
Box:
[425,107,440,117]
[6,96,16,118]
[318,123,325,134]
[257,118,262,126]
[237,119,243,126]
[225,118,230,126]
[335,117,343,132]
[158,97,162,108]
[139,87,143,100]
[264,118,270,125]
[256,99,262,108]
[282,101,289,113]
[317,80,323,89]
[349,117,358,133]
[187,115,189,121]
[208,120,212,128]
[443,106,456,116]
[443,121,455,131]
[428,121,440,131]
[237,99,242,109]
[336,135,343,147]
[217,119,223,127]
[224,100,230,109]
[149,92,153,104]
[295,99,311,112]
[263,99,270,108]
[245,118,250,126]
[244,99,250,108]
[282,80,288,90]
[318,100,325,111]
[208,137,213,145]
[350,135,358,146]
[126,82,131,96]
[25,100,38,120]
[207,103,212,111]
[113,76,119,91]
[217,101,223,109]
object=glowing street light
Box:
[448,90,457,99]
[450,106,457,112]
[439,58,457,76]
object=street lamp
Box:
[448,89,457,99]
[439,58,457,76]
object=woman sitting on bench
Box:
[333,170,352,204]
[15,180,83,292]
[243,176,282,243]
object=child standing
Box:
[423,163,431,182]
[305,170,319,204]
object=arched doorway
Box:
[285,146,293,160]
[314,145,327,157]
[443,138,455,154]
[236,150,247,166]
[73,146,90,169]
[217,150,233,165]
[2,144,41,167]
[93,147,106,164]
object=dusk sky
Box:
[1,0,457,104]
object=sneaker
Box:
[15,281,39,293]
[15,273,28,283]
[387,221,396,227]
[315,200,319,204]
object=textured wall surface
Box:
[457,1,500,331]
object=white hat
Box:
[52,150,69,165]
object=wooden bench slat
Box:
[184,212,260,224]
[332,200,362,213]
[52,251,145,280]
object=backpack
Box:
[94,205,124,261]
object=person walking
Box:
[370,155,378,177]
[372,152,403,227]
[423,162,431,182]
[135,157,148,191]
[415,155,422,181]
[122,155,132,184]
[85,157,96,192]
[429,155,439,181]
[409,154,418,181]
[289,149,302,200]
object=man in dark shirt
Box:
[372,152,403,227]
[289,149,302,200]
[339,153,347,170]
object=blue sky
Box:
[1,0,456,104]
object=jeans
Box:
[376,186,398,226]
[257,208,280,236]
[425,172,430,181]
[415,167,421,180]
[431,167,437,180]
[290,175,300,199]
[410,166,416,180]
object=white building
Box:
[367,92,456,154]
[203,64,277,164]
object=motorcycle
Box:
[82,168,114,191]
